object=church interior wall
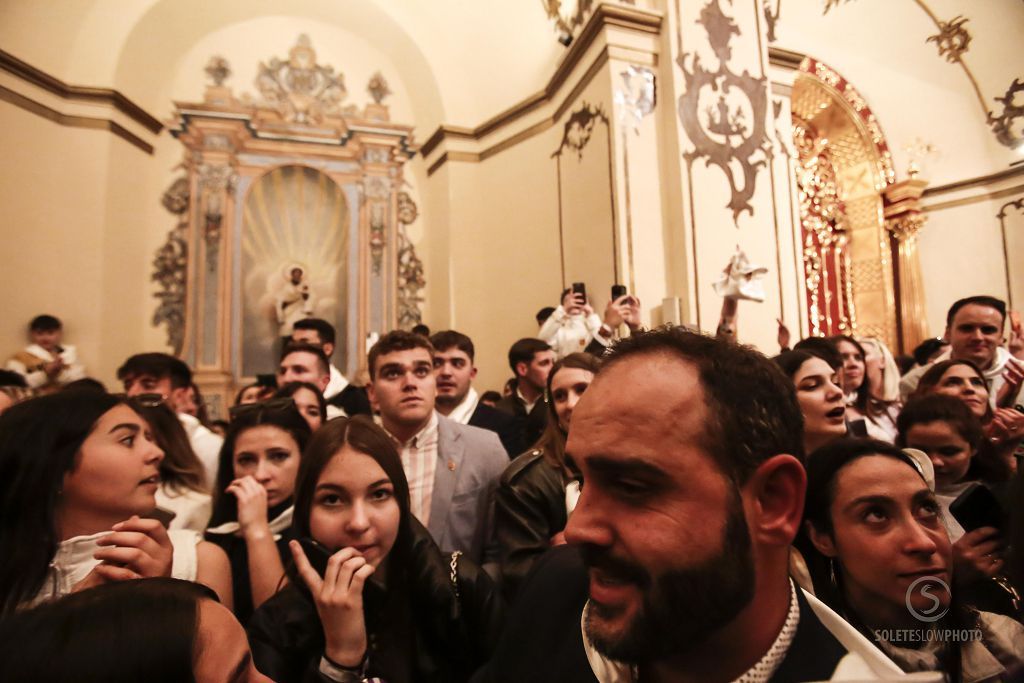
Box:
[1,0,1021,392]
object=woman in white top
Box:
[0,391,231,614]
[135,402,213,531]
[831,335,900,442]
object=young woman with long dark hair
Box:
[135,402,212,531]
[831,335,900,442]
[801,438,1024,681]
[248,415,503,682]
[205,397,311,622]
[0,392,231,614]
[0,578,270,683]
[775,350,848,454]
[494,351,599,600]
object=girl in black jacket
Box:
[248,415,503,683]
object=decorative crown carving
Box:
[254,34,347,124]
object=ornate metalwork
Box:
[205,56,231,86]
[997,197,1024,309]
[254,34,346,124]
[552,102,608,160]
[367,72,392,105]
[988,79,1024,149]
[926,15,971,63]
[764,0,780,43]
[396,192,425,329]
[678,0,771,223]
[822,0,855,14]
[614,65,656,134]
[541,0,595,37]
[152,177,190,354]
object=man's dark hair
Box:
[601,326,805,484]
[280,342,330,378]
[480,390,502,404]
[430,330,475,362]
[897,394,984,452]
[536,307,556,326]
[29,315,61,332]
[792,336,841,370]
[367,331,434,380]
[411,324,431,337]
[946,295,1006,328]
[912,338,947,367]
[507,338,551,374]
[116,353,192,389]
[292,318,336,348]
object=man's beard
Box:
[581,493,755,663]
[434,391,463,409]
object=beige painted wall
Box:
[920,192,1023,336]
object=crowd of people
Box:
[1,290,1023,682]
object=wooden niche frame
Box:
[167,36,418,417]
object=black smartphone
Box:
[255,373,278,389]
[847,419,869,438]
[611,284,627,300]
[571,282,586,300]
[949,483,1004,533]
[297,537,333,577]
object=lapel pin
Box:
[447,460,456,471]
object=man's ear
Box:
[366,380,376,405]
[317,375,330,393]
[941,326,951,344]
[514,362,528,379]
[743,454,806,547]
[805,521,838,558]
[168,386,190,413]
[322,342,334,358]
[470,367,478,381]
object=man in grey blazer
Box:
[367,330,508,565]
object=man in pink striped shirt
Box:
[367,331,508,565]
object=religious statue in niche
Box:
[240,165,349,376]
[274,264,316,338]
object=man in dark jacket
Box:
[431,330,522,457]
[473,328,906,682]
[494,338,554,451]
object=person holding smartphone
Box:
[539,283,639,360]
[248,415,503,683]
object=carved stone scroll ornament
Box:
[255,34,346,125]
[552,102,608,160]
[926,15,971,64]
[197,164,237,245]
[678,0,772,224]
[822,0,855,14]
[152,177,190,354]
[396,192,425,329]
[988,79,1024,149]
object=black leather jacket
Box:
[494,449,568,602]
[248,521,504,683]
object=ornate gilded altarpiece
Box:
[791,58,905,350]
[161,36,420,415]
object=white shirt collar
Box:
[383,411,439,449]
[447,387,480,425]
[324,364,349,399]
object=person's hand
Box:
[987,408,1024,445]
[996,357,1024,408]
[91,516,175,579]
[952,527,1004,583]
[602,296,627,329]
[562,290,585,315]
[290,541,372,668]
[226,476,270,539]
[1008,311,1023,360]
[621,296,642,330]
[550,531,567,547]
[43,358,64,377]
[777,318,791,351]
